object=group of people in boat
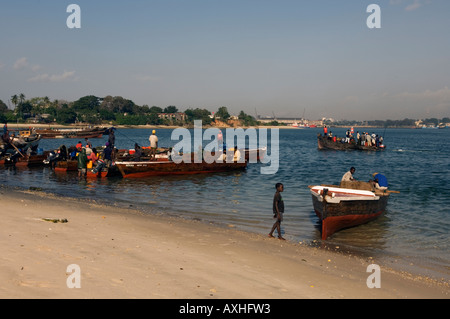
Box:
[1,123,39,159]
[341,166,388,190]
[322,126,384,148]
[45,138,114,177]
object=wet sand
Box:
[0,188,448,299]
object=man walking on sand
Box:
[269,183,285,240]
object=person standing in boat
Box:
[77,148,88,178]
[108,129,115,149]
[233,146,241,162]
[85,137,92,149]
[341,167,356,182]
[269,183,286,240]
[102,142,113,168]
[134,143,142,162]
[217,130,223,149]
[149,130,158,161]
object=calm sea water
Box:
[1,127,449,280]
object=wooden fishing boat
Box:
[36,127,106,139]
[115,159,247,178]
[317,134,386,151]
[1,132,41,154]
[310,182,391,240]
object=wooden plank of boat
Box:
[14,153,49,167]
[310,185,390,240]
[115,160,247,178]
[55,160,78,172]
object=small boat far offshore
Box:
[317,134,386,151]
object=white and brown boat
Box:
[310,181,394,240]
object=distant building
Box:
[158,112,186,122]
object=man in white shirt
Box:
[341,167,356,182]
[149,130,158,160]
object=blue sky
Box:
[1,0,449,120]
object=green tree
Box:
[0,100,8,114]
[216,106,230,121]
[238,110,258,126]
[185,108,212,125]
[72,95,101,111]
[56,108,77,124]
[149,106,163,113]
[163,105,178,113]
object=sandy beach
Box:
[0,187,448,299]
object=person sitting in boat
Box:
[233,146,241,162]
[48,145,68,168]
[221,146,228,162]
[328,131,333,140]
[341,167,356,182]
[134,143,142,162]
[371,173,388,190]
[89,148,99,166]
[68,145,78,160]
[92,157,106,174]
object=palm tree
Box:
[11,95,18,108]
[19,93,26,105]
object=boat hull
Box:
[115,160,247,178]
[86,165,121,178]
[36,127,105,139]
[310,186,389,239]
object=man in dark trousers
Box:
[269,183,285,240]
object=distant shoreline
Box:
[1,122,424,130]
